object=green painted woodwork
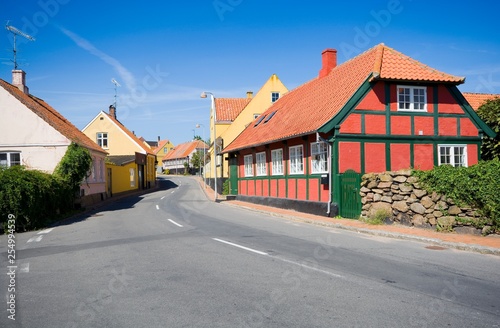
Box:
[339,169,362,219]
[433,85,439,137]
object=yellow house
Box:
[82,105,156,196]
[206,74,288,191]
[153,139,175,173]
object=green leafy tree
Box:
[477,97,500,160]
[190,151,203,170]
[193,135,203,141]
[54,143,93,192]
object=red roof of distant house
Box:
[215,98,251,122]
[153,139,172,155]
[162,140,208,161]
[0,78,106,154]
[462,92,499,110]
[224,44,465,153]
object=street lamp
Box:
[196,123,206,189]
[200,91,217,202]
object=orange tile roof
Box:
[153,139,172,155]
[162,140,208,161]
[215,98,251,122]
[224,44,465,153]
[0,79,106,154]
[103,112,155,155]
[462,92,499,110]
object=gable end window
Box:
[97,132,108,148]
[397,86,427,111]
[244,155,253,177]
[256,152,267,176]
[289,145,304,174]
[0,152,21,167]
[311,142,327,173]
[271,92,280,103]
[438,145,467,167]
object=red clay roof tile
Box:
[162,140,208,161]
[215,98,251,122]
[0,78,106,154]
[462,92,499,110]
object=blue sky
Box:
[2,0,500,145]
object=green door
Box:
[340,169,361,219]
[229,157,238,195]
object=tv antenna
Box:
[5,23,35,70]
[111,78,121,108]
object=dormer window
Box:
[397,86,427,111]
[271,92,280,103]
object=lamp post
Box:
[196,123,206,189]
[200,91,217,201]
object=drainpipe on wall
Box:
[317,132,332,215]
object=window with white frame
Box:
[244,154,253,177]
[0,152,21,167]
[289,145,304,174]
[311,142,328,173]
[271,149,283,175]
[271,92,280,103]
[256,152,267,176]
[397,86,427,111]
[438,145,467,167]
[97,132,108,148]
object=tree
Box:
[193,135,203,141]
[477,98,500,161]
[190,151,203,170]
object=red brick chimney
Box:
[12,70,29,94]
[109,105,116,119]
[319,49,337,78]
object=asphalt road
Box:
[1,176,499,327]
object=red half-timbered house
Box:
[222,44,496,217]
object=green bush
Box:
[413,160,500,231]
[222,179,229,195]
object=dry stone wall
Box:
[360,170,490,235]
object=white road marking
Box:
[212,238,269,256]
[168,219,183,227]
[27,236,43,243]
[161,196,165,200]
[37,228,54,234]
[156,205,160,210]
[275,257,344,279]
[171,190,175,194]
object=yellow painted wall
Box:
[82,112,146,156]
[207,74,288,178]
[155,141,175,165]
[106,162,138,195]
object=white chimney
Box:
[12,70,29,94]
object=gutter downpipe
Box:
[316,132,332,215]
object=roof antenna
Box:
[5,22,35,70]
[111,78,121,108]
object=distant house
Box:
[82,105,156,195]
[462,92,499,110]
[223,44,496,217]
[204,74,288,193]
[152,138,175,173]
[162,140,208,175]
[0,70,108,205]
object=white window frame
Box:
[97,132,108,148]
[244,154,253,177]
[438,144,467,167]
[311,142,328,173]
[271,92,280,103]
[271,149,283,175]
[256,152,267,176]
[397,85,427,112]
[289,145,304,174]
[0,152,21,167]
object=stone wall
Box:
[360,170,491,235]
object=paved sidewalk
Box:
[199,179,500,256]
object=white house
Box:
[0,70,108,202]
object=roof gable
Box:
[162,140,208,161]
[224,44,467,153]
[0,78,106,154]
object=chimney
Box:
[109,105,116,119]
[12,70,29,94]
[246,91,253,99]
[319,48,337,78]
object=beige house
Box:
[0,70,107,204]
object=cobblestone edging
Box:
[360,170,493,235]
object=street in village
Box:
[1,176,499,327]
